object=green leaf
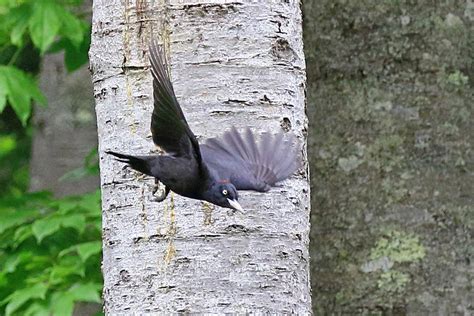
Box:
[84,148,99,167]
[13,225,33,247]
[3,252,33,273]
[23,302,49,316]
[64,32,90,72]
[58,241,102,263]
[25,74,46,107]
[58,244,76,257]
[0,70,7,112]
[24,255,50,271]
[0,135,16,158]
[59,10,84,47]
[69,282,102,303]
[3,255,21,274]
[0,273,7,288]
[61,214,86,233]
[0,208,37,234]
[51,292,74,316]
[32,216,61,242]
[3,283,48,316]
[92,218,102,232]
[0,29,8,46]
[28,0,61,53]
[8,4,31,46]
[49,261,84,284]
[57,255,85,277]
[78,190,101,214]
[76,241,102,262]
[0,0,18,9]
[5,71,30,123]
[0,66,46,125]
[56,200,78,214]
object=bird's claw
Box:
[152,190,168,202]
[151,179,169,202]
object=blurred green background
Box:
[0,1,101,315]
[0,0,472,315]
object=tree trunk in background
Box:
[30,26,98,198]
[90,1,310,313]
[304,1,473,314]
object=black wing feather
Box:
[201,127,300,192]
[149,40,202,162]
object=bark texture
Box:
[90,0,310,313]
[304,1,473,314]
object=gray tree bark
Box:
[90,0,310,314]
[30,52,98,197]
[304,1,473,314]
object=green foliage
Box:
[0,134,15,158]
[0,1,101,315]
[0,190,102,316]
[0,66,45,125]
[0,126,103,315]
[2,283,48,316]
[0,129,30,197]
[28,1,63,53]
[0,0,90,124]
[1,0,87,54]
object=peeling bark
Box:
[90,0,310,313]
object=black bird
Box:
[107,41,300,212]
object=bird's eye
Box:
[222,189,228,196]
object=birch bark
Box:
[90,0,310,313]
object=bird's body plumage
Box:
[109,152,205,200]
[107,41,300,210]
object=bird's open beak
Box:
[227,199,244,212]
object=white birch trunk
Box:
[90,0,310,313]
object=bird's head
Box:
[206,181,243,212]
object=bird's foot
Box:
[151,179,169,202]
[152,191,168,202]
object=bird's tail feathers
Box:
[106,151,154,176]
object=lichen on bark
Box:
[304,0,473,314]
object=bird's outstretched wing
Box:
[149,40,202,161]
[200,127,300,192]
